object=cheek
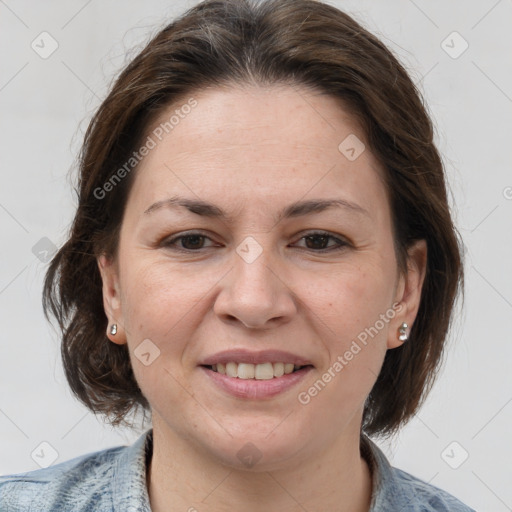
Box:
[117,260,199,410]
[119,257,210,338]
[305,258,397,335]
[302,258,396,396]
[296,269,393,416]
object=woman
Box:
[0,0,475,510]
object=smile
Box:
[206,362,310,379]
[200,364,314,399]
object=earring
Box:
[110,324,118,336]
[398,322,408,342]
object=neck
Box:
[147,415,373,512]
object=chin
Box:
[196,419,310,472]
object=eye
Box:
[161,230,349,253]
[293,231,349,252]
[162,231,218,251]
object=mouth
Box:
[199,362,314,399]
[198,349,315,398]
[201,362,314,380]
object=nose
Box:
[213,240,298,329]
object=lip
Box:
[199,349,313,366]
[200,365,314,399]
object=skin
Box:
[98,84,427,512]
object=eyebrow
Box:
[143,196,370,223]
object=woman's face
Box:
[99,84,425,470]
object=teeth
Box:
[273,362,284,377]
[254,362,273,380]
[238,363,255,379]
[226,362,238,378]
[210,361,305,379]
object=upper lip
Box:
[199,349,314,367]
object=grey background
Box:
[1,1,511,510]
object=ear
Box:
[387,239,427,349]
[97,254,127,345]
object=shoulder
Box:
[0,444,126,512]
[362,435,476,512]
[390,466,477,512]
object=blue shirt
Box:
[0,429,476,511]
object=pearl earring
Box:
[110,324,118,335]
[398,322,408,342]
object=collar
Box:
[360,432,426,511]
[111,429,153,512]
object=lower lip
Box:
[200,365,313,399]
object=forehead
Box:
[127,84,388,219]
[147,84,364,157]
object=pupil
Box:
[306,235,328,249]
[183,235,203,249]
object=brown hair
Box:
[43,0,463,437]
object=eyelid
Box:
[161,230,219,248]
[161,229,351,253]
[293,231,350,251]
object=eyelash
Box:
[161,230,349,253]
